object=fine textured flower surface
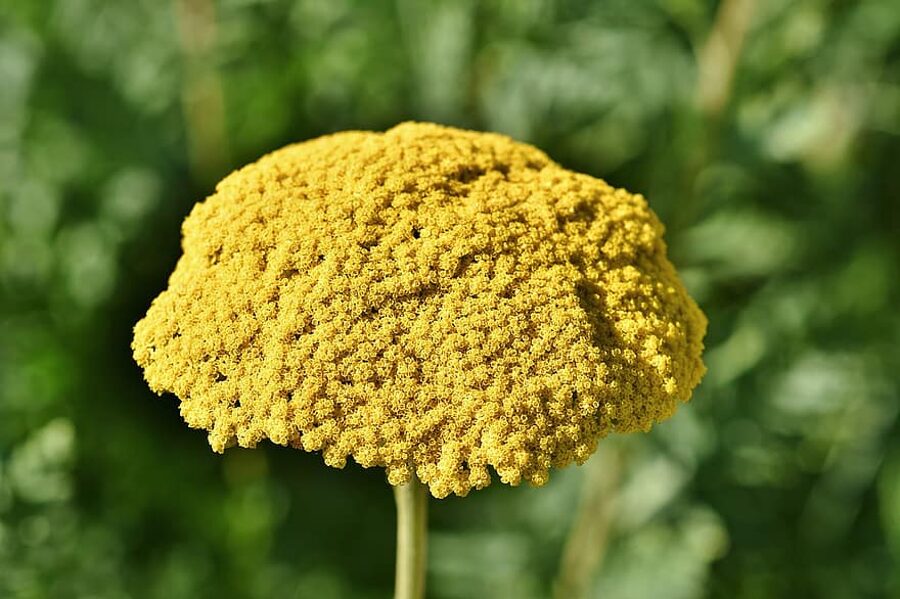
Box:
[133,122,706,498]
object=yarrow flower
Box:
[132,122,706,498]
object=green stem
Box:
[394,477,428,599]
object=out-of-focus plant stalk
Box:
[174,0,230,184]
[696,0,757,117]
[553,443,623,599]
[672,0,756,232]
[394,477,428,599]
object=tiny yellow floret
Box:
[132,122,706,498]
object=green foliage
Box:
[1,0,898,597]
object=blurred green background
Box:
[1,0,898,597]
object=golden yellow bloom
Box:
[133,122,706,498]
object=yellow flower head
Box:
[133,122,706,498]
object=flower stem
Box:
[393,477,428,599]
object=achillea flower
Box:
[132,122,706,498]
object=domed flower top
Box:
[132,122,706,498]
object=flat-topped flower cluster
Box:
[133,122,706,498]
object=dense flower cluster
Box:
[132,122,706,497]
